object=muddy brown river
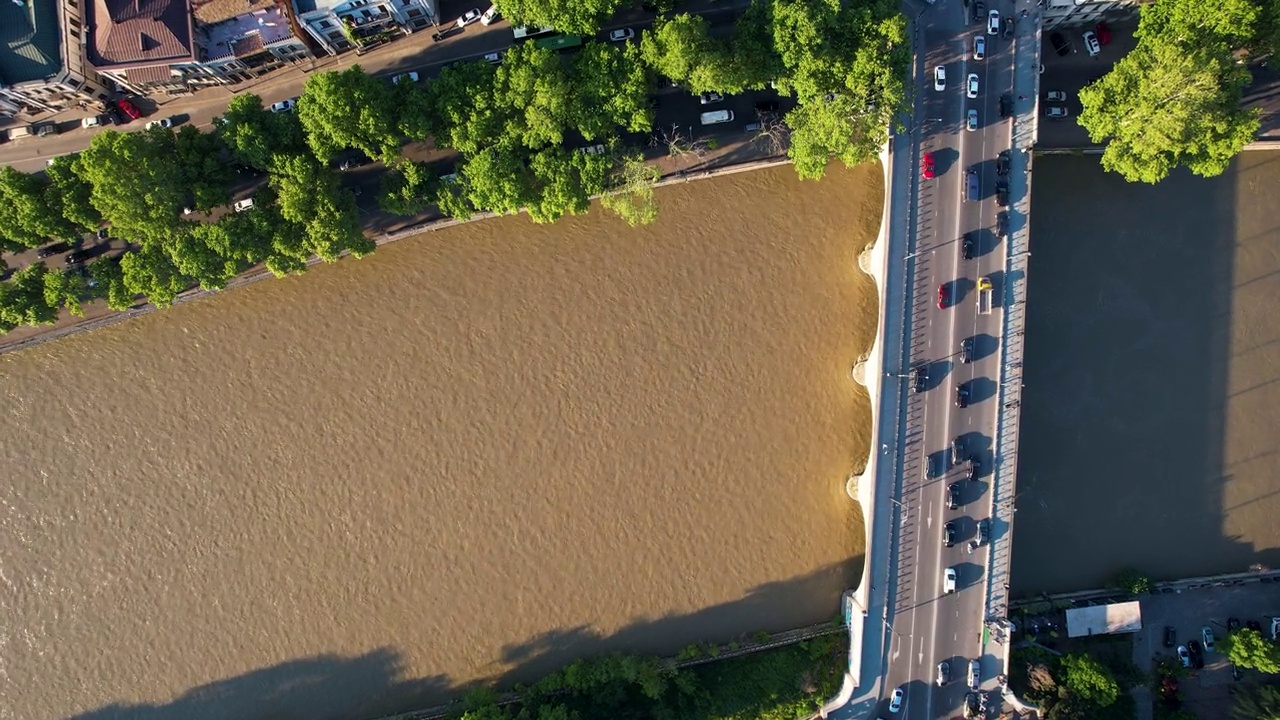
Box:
[0,163,882,720]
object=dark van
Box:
[965,169,980,202]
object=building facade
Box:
[0,0,114,117]
[1042,0,1148,31]
[294,0,436,56]
[195,2,314,85]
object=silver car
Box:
[966,108,978,131]
[967,73,979,99]
[973,35,985,60]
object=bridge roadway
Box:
[831,0,1042,717]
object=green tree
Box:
[640,14,730,92]
[1108,568,1151,595]
[298,65,403,163]
[120,244,191,308]
[42,266,88,317]
[527,146,593,223]
[88,256,135,311]
[1060,653,1120,708]
[174,126,234,212]
[379,160,437,216]
[495,0,627,35]
[269,154,373,262]
[165,223,240,291]
[214,93,306,171]
[0,263,59,331]
[433,175,476,221]
[1078,0,1260,183]
[1233,683,1280,720]
[1221,628,1280,674]
[570,42,653,140]
[78,130,186,242]
[599,151,660,226]
[418,61,502,154]
[728,0,784,90]
[0,166,78,250]
[494,43,574,149]
[45,155,101,232]
[460,143,534,216]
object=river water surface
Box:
[0,163,882,720]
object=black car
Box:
[36,242,71,258]
[64,250,87,266]
[339,154,371,171]
[911,365,928,393]
[961,337,974,364]
[961,232,976,260]
[1188,640,1205,668]
[1003,17,1014,38]
[967,459,980,481]
[995,181,1009,207]
[947,483,962,510]
[976,518,990,545]
[96,228,109,240]
[971,0,985,25]
[999,93,1013,118]
[1163,626,1176,648]
[1247,619,1262,633]
[996,211,1009,238]
[1228,617,1241,632]
[754,100,780,112]
[943,521,957,547]
[964,692,980,718]
[955,384,969,408]
[996,150,1010,176]
[1050,32,1071,56]
[951,436,966,465]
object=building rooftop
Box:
[292,0,348,16]
[192,0,276,26]
[201,7,295,61]
[87,0,195,70]
[0,0,63,85]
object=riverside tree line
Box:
[0,0,911,333]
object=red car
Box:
[922,152,936,179]
[937,283,949,309]
[116,99,141,121]
[1095,22,1111,46]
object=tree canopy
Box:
[298,65,404,163]
[1078,0,1262,183]
[1221,628,1280,674]
[493,0,628,35]
[1059,653,1120,708]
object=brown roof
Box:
[125,64,177,85]
[191,0,277,25]
[230,33,265,57]
[87,0,196,70]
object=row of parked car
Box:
[1170,617,1280,670]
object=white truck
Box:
[977,276,993,314]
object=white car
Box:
[966,73,979,99]
[965,109,978,132]
[1202,626,1216,652]
[1272,617,1280,641]
[1045,106,1069,118]
[1045,90,1067,102]
[233,198,255,213]
[269,98,297,113]
[145,117,172,130]
[579,144,606,155]
[987,10,1000,35]
[480,4,499,25]
[483,51,502,64]
[457,8,482,27]
[609,28,634,42]
[1082,30,1101,56]
[973,35,985,61]
[934,65,946,91]
[944,566,958,593]
[392,72,420,84]
[889,686,905,713]
[81,115,103,129]
[699,91,724,104]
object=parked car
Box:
[233,198,256,213]
[1095,21,1111,45]
[1045,90,1067,102]
[1082,30,1101,56]
[145,117,172,130]
[1188,639,1205,668]
[968,659,980,690]
[987,10,1000,35]
[961,233,975,261]
[966,108,978,131]
[608,28,634,42]
[934,65,946,91]
[996,150,1011,176]
[1270,617,1280,640]
[483,51,503,64]
[81,115,105,129]
[999,93,1013,117]
[64,250,87,266]
[1202,626,1216,652]
[480,4,499,25]
[1228,617,1241,632]
[996,211,1008,238]
[579,144,606,155]
[699,91,724,104]
[966,73,979,99]
[34,122,58,137]
[1003,17,1013,38]
[116,99,142,120]
[922,152,936,179]
[36,242,71,258]
[269,98,297,113]
[1045,106,1070,118]
[755,100,780,112]
[1163,626,1176,648]
[1177,645,1191,668]
[996,181,1009,207]
[392,72,420,84]
[457,7,482,27]
[1246,619,1262,633]
[971,0,985,24]
[339,154,371,171]
[973,35,985,60]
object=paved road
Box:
[834,0,1035,717]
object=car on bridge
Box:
[976,518,990,545]
[962,233,976,260]
[996,150,1010,176]
[951,436,966,464]
[968,658,981,690]
[938,283,950,309]
[911,365,928,393]
[944,521,958,547]
[922,151,936,179]
[889,686,905,713]
[937,660,951,686]
[967,459,981,481]
[947,482,962,509]
[961,337,974,362]
[966,108,978,132]
[955,384,969,408]
[944,567,958,594]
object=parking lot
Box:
[1035,20,1140,149]
[1133,578,1280,719]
